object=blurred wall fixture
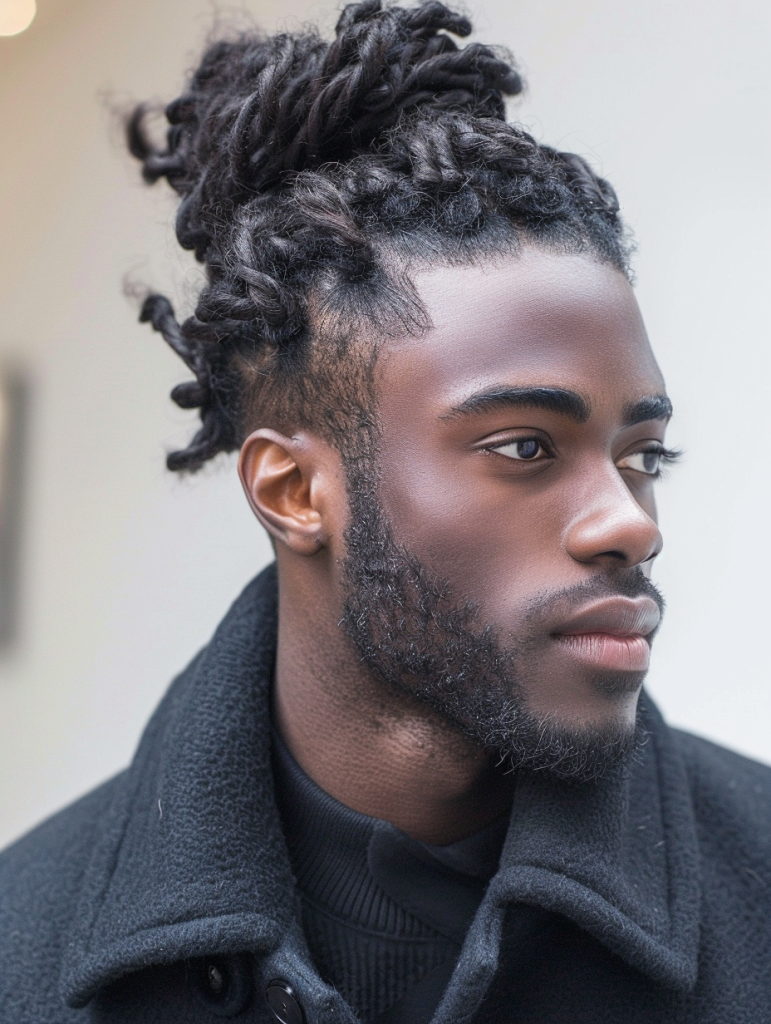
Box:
[0,0,37,37]
[0,371,29,649]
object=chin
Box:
[476,674,644,783]
[498,704,642,783]
[526,669,645,730]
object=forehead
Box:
[377,249,664,416]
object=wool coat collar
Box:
[60,565,701,1021]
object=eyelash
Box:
[632,444,683,478]
[647,445,681,462]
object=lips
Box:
[551,596,661,673]
[553,596,661,640]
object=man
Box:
[2,2,770,1021]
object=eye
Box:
[491,438,547,461]
[617,446,677,476]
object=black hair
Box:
[128,0,629,472]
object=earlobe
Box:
[238,429,327,556]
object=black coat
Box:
[3,564,771,1023]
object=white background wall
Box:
[1,0,769,849]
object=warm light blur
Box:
[0,0,37,37]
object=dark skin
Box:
[238,247,670,844]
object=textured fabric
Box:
[272,730,506,1022]
[1,563,771,1023]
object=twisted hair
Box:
[128,0,629,472]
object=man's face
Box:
[340,247,672,779]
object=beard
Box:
[339,468,664,784]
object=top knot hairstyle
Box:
[128,0,629,472]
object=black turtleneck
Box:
[272,731,508,1024]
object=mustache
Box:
[519,567,665,636]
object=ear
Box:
[238,428,340,556]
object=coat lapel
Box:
[495,699,701,987]
[61,565,292,1008]
[434,698,701,1023]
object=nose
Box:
[564,465,662,569]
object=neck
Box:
[273,561,515,845]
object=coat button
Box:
[265,979,304,1024]
[187,955,253,1017]
[207,963,225,995]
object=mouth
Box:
[551,596,661,673]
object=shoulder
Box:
[672,727,771,853]
[0,775,125,1023]
[0,772,124,893]
[673,726,771,798]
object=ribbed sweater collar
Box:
[272,728,506,943]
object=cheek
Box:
[377,449,569,616]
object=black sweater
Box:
[2,564,771,1023]
[273,730,507,1022]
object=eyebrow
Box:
[443,386,591,423]
[444,386,674,427]
[623,394,673,425]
